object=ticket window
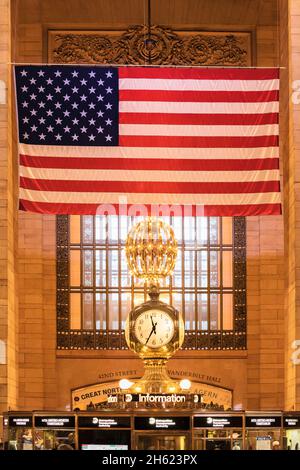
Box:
[78,415,131,450]
[33,415,76,450]
[136,434,188,450]
[283,416,300,450]
[134,416,191,450]
[194,429,243,451]
[193,416,244,451]
[245,415,282,450]
[4,415,33,450]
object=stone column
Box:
[283,0,300,410]
[0,0,18,412]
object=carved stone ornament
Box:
[48,25,251,66]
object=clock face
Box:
[134,309,175,349]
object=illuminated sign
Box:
[8,416,33,427]
[283,416,300,428]
[245,416,282,427]
[78,416,131,428]
[134,416,190,430]
[194,416,243,428]
[34,416,75,428]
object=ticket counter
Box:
[33,413,76,450]
[78,414,131,450]
[133,415,191,450]
[3,413,33,450]
[283,414,300,450]
[245,413,282,450]
[193,414,244,450]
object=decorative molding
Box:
[48,25,251,66]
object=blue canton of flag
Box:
[15,65,119,146]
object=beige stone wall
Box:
[0,0,18,412]
[1,0,287,411]
[284,0,300,410]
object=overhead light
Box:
[119,379,134,390]
[180,379,191,390]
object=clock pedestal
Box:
[129,358,181,394]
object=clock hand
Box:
[145,327,155,345]
[153,321,157,334]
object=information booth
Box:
[33,413,76,450]
[283,414,300,450]
[193,414,244,450]
[245,412,282,450]
[133,414,191,450]
[3,412,33,450]
[77,413,131,450]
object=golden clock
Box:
[124,217,185,394]
[125,289,184,360]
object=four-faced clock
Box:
[134,309,175,349]
[125,295,184,360]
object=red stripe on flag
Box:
[119,112,279,125]
[119,135,279,148]
[19,155,280,172]
[119,89,279,103]
[19,199,282,216]
[119,67,280,80]
[20,177,280,194]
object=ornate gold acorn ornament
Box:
[124,217,185,393]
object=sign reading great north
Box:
[71,374,232,410]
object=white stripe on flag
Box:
[119,124,279,137]
[119,101,279,114]
[119,78,280,92]
[19,144,279,160]
[19,188,282,206]
[19,167,280,183]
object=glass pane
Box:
[210,251,220,287]
[82,216,93,243]
[197,293,208,330]
[173,249,182,287]
[222,217,233,244]
[108,215,118,243]
[70,293,81,329]
[70,215,81,244]
[70,250,80,286]
[108,250,119,287]
[83,293,93,329]
[95,293,106,330]
[121,249,131,287]
[184,293,195,330]
[222,251,233,287]
[83,250,93,286]
[184,216,195,246]
[209,217,219,244]
[173,292,182,314]
[95,250,106,287]
[197,251,208,287]
[172,216,182,243]
[134,292,145,307]
[196,217,207,246]
[210,293,220,330]
[184,250,195,288]
[95,215,107,243]
[108,293,119,329]
[121,292,131,329]
[120,215,130,243]
[223,294,233,330]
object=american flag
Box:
[14,65,281,216]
